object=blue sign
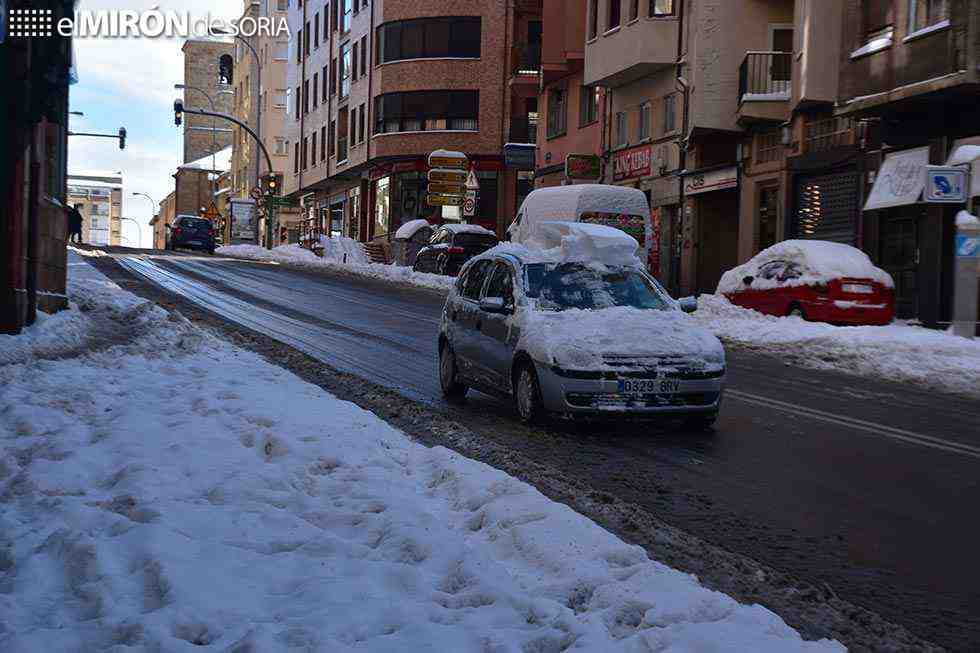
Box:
[924,166,968,203]
[956,234,979,258]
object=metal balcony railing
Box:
[804,116,855,153]
[512,42,541,75]
[738,51,792,102]
[509,117,538,144]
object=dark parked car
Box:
[412,224,499,276]
[168,215,217,254]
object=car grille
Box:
[597,354,722,380]
[566,392,720,409]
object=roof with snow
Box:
[440,223,496,236]
[179,146,233,173]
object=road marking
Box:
[728,389,980,460]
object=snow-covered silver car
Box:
[437,248,726,427]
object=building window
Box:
[373,90,479,134]
[376,17,481,63]
[304,21,311,56]
[607,0,621,31]
[273,89,287,108]
[650,0,674,17]
[341,0,351,32]
[374,176,390,237]
[312,73,319,108]
[295,85,301,119]
[662,93,676,133]
[321,126,327,161]
[350,106,357,144]
[358,103,365,142]
[360,35,368,74]
[294,142,299,173]
[579,86,598,126]
[638,102,651,140]
[302,136,308,169]
[218,54,233,84]
[311,131,317,164]
[275,137,288,155]
[547,87,567,138]
[276,0,288,11]
[322,65,328,101]
[588,0,598,39]
[329,119,336,156]
[330,0,338,32]
[340,42,352,98]
[352,41,359,79]
[755,129,782,163]
[330,58,337,94]
[908,0,948,33]
[303,79,310,114]
[863,0,892,38]
[314,12,320,47]
[273,41,288,60]
[615,111,627,146]
[630,0,639,21]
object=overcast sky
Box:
[69,0,237,247]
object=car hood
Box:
[517,306,724,371]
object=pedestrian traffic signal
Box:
[118,127,127,150]
[173,99,183,126]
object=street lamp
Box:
[132,192,155,248]
[121,217,143,249]
[175,83,219,193]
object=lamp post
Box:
[132,192,155,248]
[120,219,143,249]
[174,83,218,194]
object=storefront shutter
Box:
[792,172,860,244]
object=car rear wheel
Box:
[787,304,807,320]
[514,362,545,425]
[439,342,468,401]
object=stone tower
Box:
[180,38,236,164]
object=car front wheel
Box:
[439,342,468,401]
[514,362,545,425]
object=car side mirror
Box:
[479,297,511,314]
[678,296,697,313]
[742,275,754,286]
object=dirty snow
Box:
[319,235,370,265]
[694,294,980,397]
[0,261,842,652]
[393,219,432,240]
[215,243,453,291]
[717,240,894,295]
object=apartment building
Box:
[230,0,299,244]
[67,172,124,247]
[535,0,605,189]
[282,0,542,248]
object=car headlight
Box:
[703,345,726,367]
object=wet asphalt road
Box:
[110,251,979,651]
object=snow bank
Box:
[520,221,642,268]
[718,240,894,295]
[521,306,725,371]
[394,218,432,240]
[694,294,980,397]
[956,210,980,228]
[319,235,369,265]
[0,264,842,652]
[215,243,453,291]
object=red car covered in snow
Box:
[718,240,895,326]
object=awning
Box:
[863,146,929,211]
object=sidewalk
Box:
[0,255,842,651]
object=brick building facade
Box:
[181,39,235,165]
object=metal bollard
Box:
[952,211,980,339]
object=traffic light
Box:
[173,99,183,126]
[262,174,281,196]
[117,127,127,150]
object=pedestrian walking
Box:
[66,203,84,245]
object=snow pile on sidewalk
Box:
[695,294,980,397]
[319,235,370,265]
[216,243,454,291]
[0,268,842,652]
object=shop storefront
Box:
[682,165,739,295]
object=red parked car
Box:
[718,240,895,326]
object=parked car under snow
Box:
[437,222,725,427]
[718,240,895,325]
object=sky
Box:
[68,0,237,247]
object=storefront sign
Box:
[565,154,602,180]
[612,145,652,182]
[923,166,968,203]
[428,168,467,183]
[683,166,738,195]
[426,194,464,207]
[503,143,536,169]
[428,150,468,169]
[864,146,929,210]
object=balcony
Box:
[584,18,678,88]
[804,117,855,153]
[737,52,791,126]
[511,42,541,83]
[508,117,538,145]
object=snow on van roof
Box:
[440,223,496,236]
[717,240,894,294]
[393,219,432,240]
[481,222,641,268]
[516,185,650,223]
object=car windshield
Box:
[524,262,672,311]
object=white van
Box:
[508,184,654,271]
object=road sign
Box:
[465,167,480,190]
[565,154,602,180]
[201,204,220,220]
[956,234,980,258]
[463,190,477,217]
[428,168,467,183]
[924,166,968,203]
[428,150,468,169]
[428,181,466,195]
[426,193,464,207]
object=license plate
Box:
[842,283,873,294]
[188,240,202,246]
[618,378,680,395]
